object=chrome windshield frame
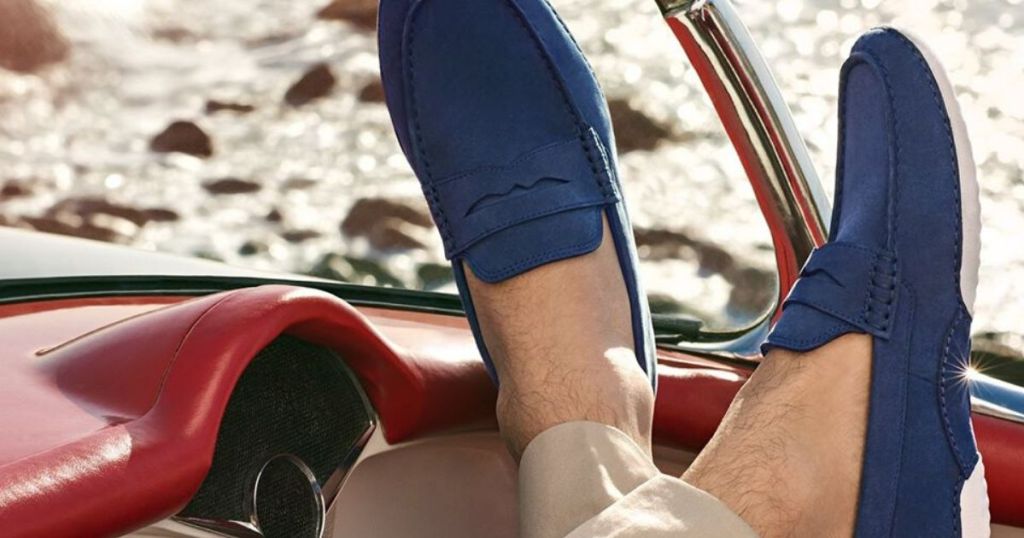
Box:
[655,0,831,312]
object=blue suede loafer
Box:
[377,0,655,387]
[763,28,989,537]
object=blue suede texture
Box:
[378,0,655,387]
[763,29,978,537]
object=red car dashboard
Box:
[0,285,1020,537]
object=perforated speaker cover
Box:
[178,335,373,531]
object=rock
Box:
[284,63,336,107]
[192,249,223,262]
[281,178,317,190]
[365,220,425,250]
[246,31,303,48]
[141,207,180,222]
[726,267,775,317]
[151,27,191,42]
[0,0,68,73]
[47,197,148,226]
[238,240,266,256]
[149,120,213,157]
[20,216,128,243]
[282,229,321,243]
[342,198,433,251]
[694,243,734,276]
[607,98,673,153]
[342,198,432,235]
[205,100,256,114]
[307,253,404,287]
[647,293,686,315]
[357,80,386,103]
[634,226,692,260]
[316,0,377,30]
[416,263,453,290]
[633,225,735,275]
[0,180,32,200]
[265,208,284,223]
[203,177,261,195]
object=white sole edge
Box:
[897,29,989,538]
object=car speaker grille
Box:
[178,335,373,535]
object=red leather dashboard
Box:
[0,285,1020,536]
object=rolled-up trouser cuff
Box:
[519,421,758,538]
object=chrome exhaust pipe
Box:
[655,0,831,307]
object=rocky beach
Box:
[1,0,1022,345]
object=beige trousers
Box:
[519,421,758,537]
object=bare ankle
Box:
[496,353,654,460]
[462,217,655,460]
[683,334,871,537]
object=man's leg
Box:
[468,209,871,537]
[466,217,755,538]
[464,216,654,460]
[684,335,871,537]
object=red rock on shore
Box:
[0,0,68,73]
[150,121,214,157]
[284,64,336,107]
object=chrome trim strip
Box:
[655,0,830,308]
[971,397,1024,425]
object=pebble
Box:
[149,121,213,157]
[281,178,317,190]
[307,253,403,287]
[265,208,284,222]
[607,98,673,153]
[357,80,386,103]
[284,64,336,107]
[151,27,192,43]
[141,208,180,222]
[205,100,256,114]
[47,197,146,225]
[341,198,433,250]
[19,216,128,243]
[282,229,321,243]
[365,220,426,250]
[342,197,433,235]
[238,240,267,256]
[648,293,687,315]
[0,181,32,200]
[202,177,261,195]
[0,0,68,73]
[726,267,775,316]
[316,0,377,30]
[416,262,453,290]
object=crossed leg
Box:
[466,216,870,537]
